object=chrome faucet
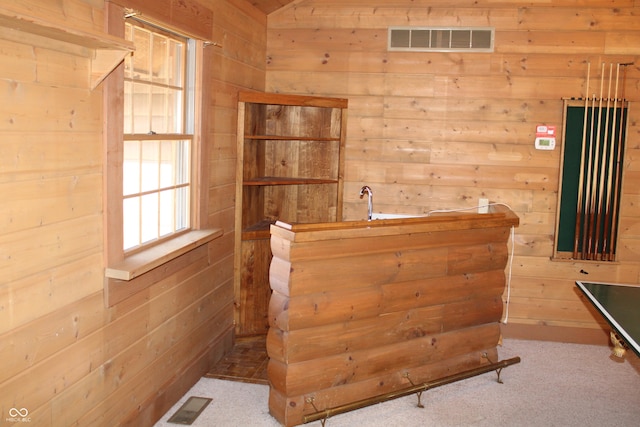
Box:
[359,185,373,221]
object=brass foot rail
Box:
[303,356,521,425]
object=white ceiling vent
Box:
[388,27,494,52]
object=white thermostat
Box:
[534,125,556,150]
[535,137,555,150]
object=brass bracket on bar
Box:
[403,373,425,408]
[305,397,328,427]
[482,352,506,383]
[302,356,521,425]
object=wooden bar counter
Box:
[267,205,519,426]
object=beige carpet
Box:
[154,339,640,427]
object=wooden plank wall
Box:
[266,0,640,340]
[0,0,266,426]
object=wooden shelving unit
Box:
[234,91,348,335]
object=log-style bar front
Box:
[267,205,520,426]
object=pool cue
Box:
[585,63,605,259]
[601,63,620,260]
[581,93,597,259]
[593,63,613,259]
[608,63,632,260]
[573,62,591,259]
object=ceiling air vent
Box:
[388,27,494,52]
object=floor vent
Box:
[389,27,494,52]
[167,396,212,425]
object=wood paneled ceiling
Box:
[249,0,297,15]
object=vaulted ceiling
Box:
[249,0,297,15]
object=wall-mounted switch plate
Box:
[478,198,489,214]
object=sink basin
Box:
[370,213,426,220]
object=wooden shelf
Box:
[0,5,134,90]
[245,135,341,142]
[244,177,339,186]
[241,220,274,240]
[239,91,348,108]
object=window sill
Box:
[105,228,223,281]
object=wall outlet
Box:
[478,198,489,214]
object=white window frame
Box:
[122,19,194,252]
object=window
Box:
[103,5,222,305]
[122,20,195,251]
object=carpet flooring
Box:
[155,339,640,427]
